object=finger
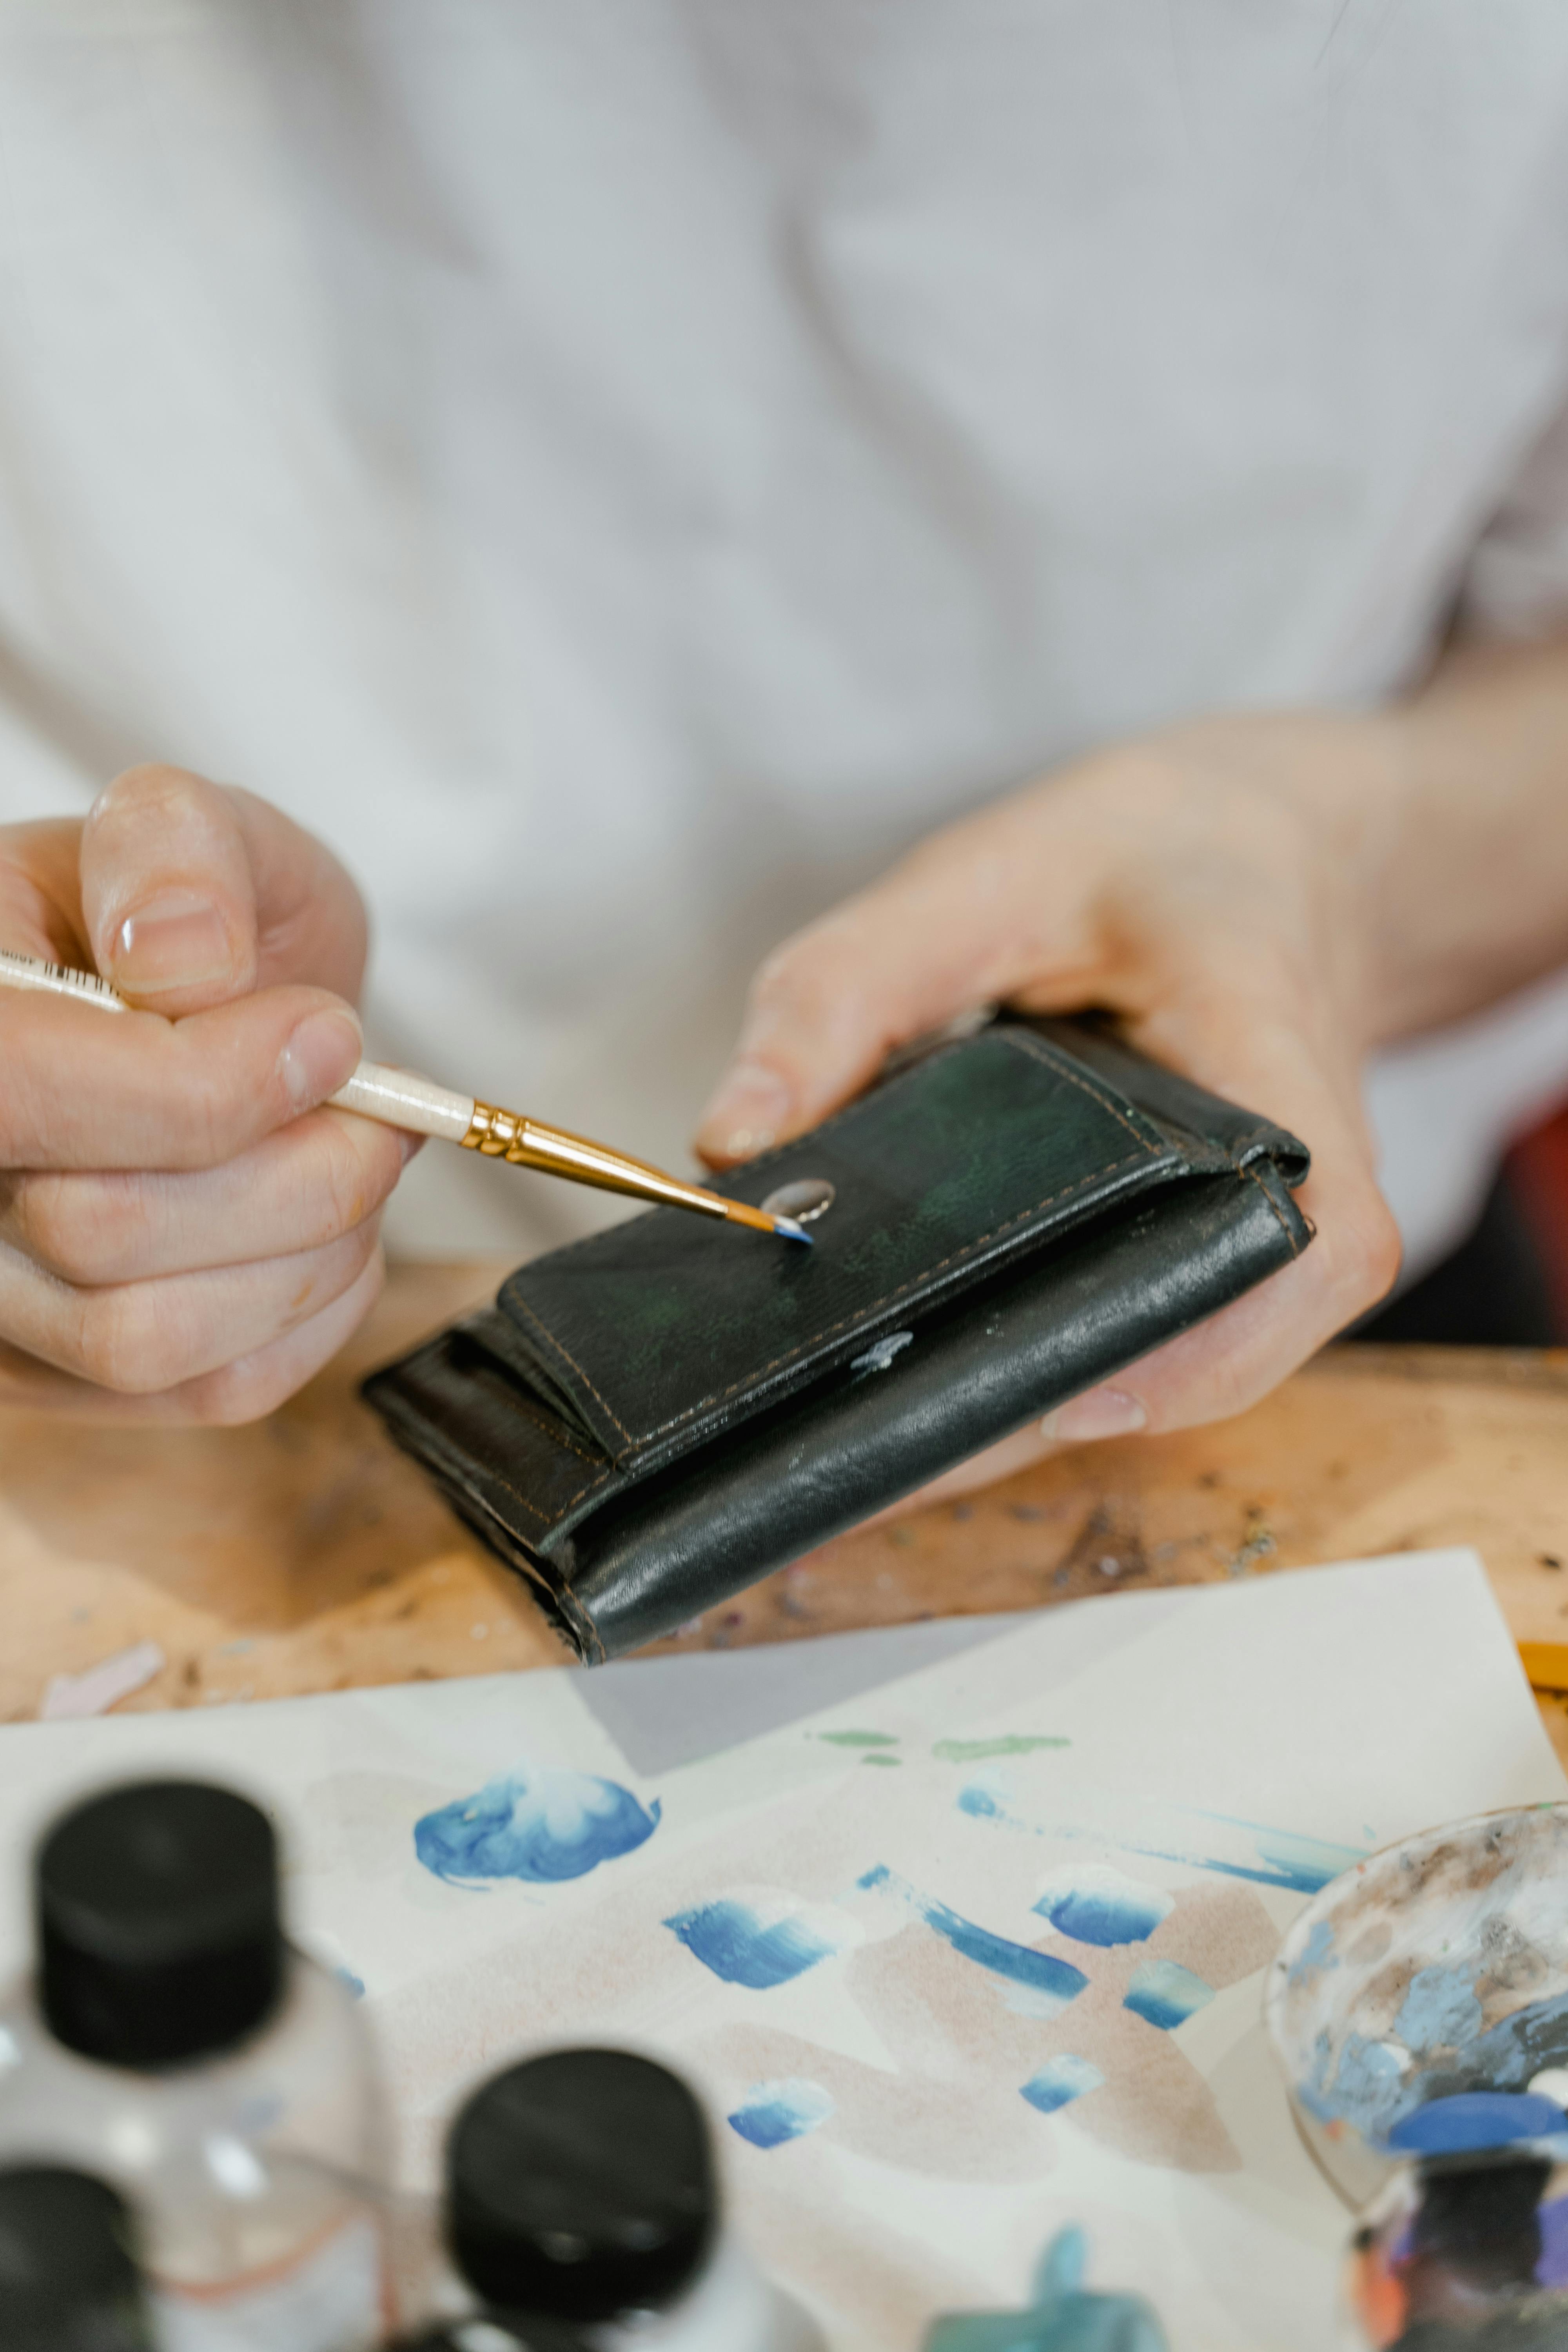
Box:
[0,1110,416,1285]
[693,793,1116,1165]
[80,765,367,1014]
[0,1247,387,1425]
[0,1213,383,1395]
[0,820,97,966]
[0,985,362,1170]
[1040,1169,1398,1442]
[831,1149,1395,1533]
[1030,980,1398,1437]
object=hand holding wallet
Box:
[365,1018,1311,1661]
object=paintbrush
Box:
[0,947,811,1245]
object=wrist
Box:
[1125,707,1409,1057]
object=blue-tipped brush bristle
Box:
[773,1216,814,1246]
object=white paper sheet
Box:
[0,1550,1557,2352]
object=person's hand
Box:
[0,765,407,1420]
[695,713,1404,1504]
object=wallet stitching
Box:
[989,1029,1158,1148]
[409,1368,615,1519]
[503,1029,1167,1448]
[616,1144,1156,1451]
[469,1376,608,1468]
[503,1026,1159,1287]
[480,1453,613,1523]
[506,1295,636,1445]
[1245,1162,1301,1255]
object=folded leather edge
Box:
[368,1166,1309,1662]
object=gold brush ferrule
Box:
[461,1100,523,1157]
[459,1099,737,1220]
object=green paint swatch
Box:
[860,1753,903,1768]
[933,1735,1070,1762]
[818,1730,900,1748]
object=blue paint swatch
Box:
[664,1899,843,1989]
[858,1866,1089,2011]
[1020,2054,1105,2115]
[1033,1866,1172,1948]
[414,1761,660,1888]
[1123,1958,1215,2031]
[1308,1985,1568,2147]
[1388,2091,1567,2156]
[1299,2032,1410,2138]
[1395,1963,1484,2055]
[955,1783,1365,1898]
[727,2078,835,2149]
[1128,1821,1366,1897]
[1287,1919,1338,1989]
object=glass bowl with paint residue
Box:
[1263,1804,1568,2211]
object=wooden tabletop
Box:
[5,1259,1568,1765]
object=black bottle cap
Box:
[0,2166,151,2350]
[446,2049,716,2324]
[36,1779,284,2069]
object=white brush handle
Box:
[326,1062,475,1143]
[0,949,477,1142]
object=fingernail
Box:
[113,890,234,994]
[695,1059,794,1158]
[278,1009,363,1111]
[1040,1387,1148,1444]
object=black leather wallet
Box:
[365,1018,1310,1662]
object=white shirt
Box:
[2,1,1568,1271]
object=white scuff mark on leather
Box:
[850,1332,915,1377]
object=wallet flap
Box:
[495,1024,1205,1471]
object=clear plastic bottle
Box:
[0,1777,390,2350]
[1343,2146,1568,2349]
[393,2049,822,2352]
[0,2162,156,2351]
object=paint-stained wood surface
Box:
[3,1259,1567,1766]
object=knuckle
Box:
[90,761,209,827]
[309,1118,395,1243]
[11,1174,139,1285]
[167,1041,262,1167]
[73,1285,178,1395]
[750,921,848,1015]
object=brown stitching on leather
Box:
[994,1029,1155,1147]
[505,1294,634,1445]
[619,1145,1155,1449]
[474,1453,612,1524]
[415,1394,613,1521]
[510,1024,1177,1450]
[466,1373,606,1467]
[502,1027,1163,1285]
[503,1031,1168,1450]
[1245,1163,1301,1255]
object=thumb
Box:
[694,825,1084,1165]
[82,765,367,1015]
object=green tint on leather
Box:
[495,1028,1182,1470]
[365,1019,1312,1661]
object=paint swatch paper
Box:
[0,1549,1557,2351]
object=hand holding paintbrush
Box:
[0,769,799,1427]
[0,952,812,1245]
